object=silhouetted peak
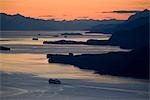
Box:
[0,13,11,17]
[128,9,150,21]
[0,13,25,18]
[143,9,149,12]
[14,13,24,17]
[0,13,7,15]
[138,9,150,15]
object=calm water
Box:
[0,31,145,84]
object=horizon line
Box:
[0,12,126,21]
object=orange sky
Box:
[0,0,149,20]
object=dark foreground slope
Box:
[47,10,149,79]
[44,10,149,48]
[88,9,150,49]
[47,46,149,79]
[109,9,149,49]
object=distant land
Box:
[44,10,149,49]
[0,13,124,31]
[89,9,149,34]
[109,9,149,49]
[82,9,149,49]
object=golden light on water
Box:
[0,31,145,84]
[0,53,144,84]
[0,54,96,79]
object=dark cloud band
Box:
[112,10,140,13]
[102,10,141,14]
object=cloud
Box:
[63,14,68,16]
[39,15,54,18]
[104,17,115,19]
[101,10,141,14]
[77,16,90,19]
[112,10,141,14]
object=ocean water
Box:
[0,31,145,82]
[0,31,149,100]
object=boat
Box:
[48,79,61,84]
[32,37,38,40]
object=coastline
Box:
[47,46,149,79]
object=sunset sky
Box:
[0,0,149,20]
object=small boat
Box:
[53,35,59,37]
[48,79,61,84]
[64,35,67,38]
[32,37,38,40]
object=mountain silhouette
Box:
[109,9,149,49]
[0,13,123,31]
[89,19,124,34]
[47,9,149,79]
[89,9,149,35]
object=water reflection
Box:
[0,54,146,84]
[0,37,129,54]
[0,31,145,84]
[0,54,95,79]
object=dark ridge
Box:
[109,9,149,49]
[46,9,150,79]
[0,13,124,31]
[47,46,149,79]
